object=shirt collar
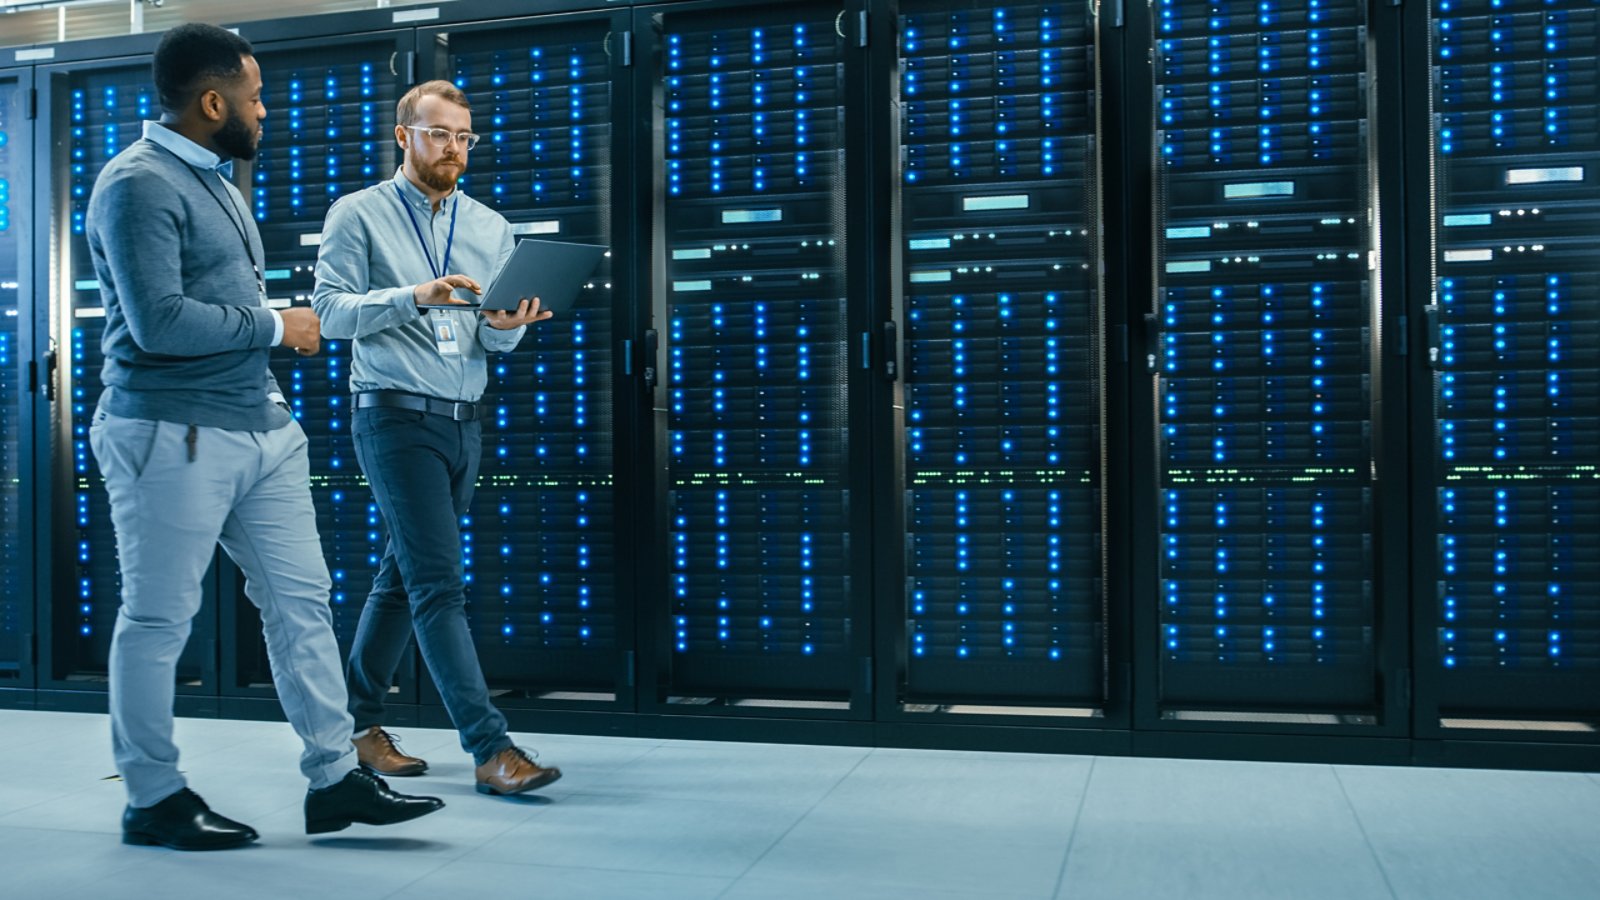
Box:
[143,121,233,177]
[392,167,457,213]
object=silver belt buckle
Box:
[453,401,474,421]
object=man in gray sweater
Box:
[87,23,443,850]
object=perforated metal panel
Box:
[658,5,855,697]
[1150,0,1379,708]
[1428,0,1600,717]
[441,18,620,692]
[0,73,24,682]
[253,41,402,659]
[897,1,1103,703]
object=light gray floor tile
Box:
[735,748,1091,899]
[0,771,106,820]
[1338,764,1600,900]
[462,792,813,878]
[724,875,1011,900]
[77,839,451,900]
[1059,757,1394,900]
[0,709,73,751]
[745,819,1064,899]
[582,739,869,807]
[820,747,1093,821]
[387,858,731,899]
[0,824,160,900]
[0,719,122,818]
[0,776,144,834]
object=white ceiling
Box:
[1,1,462,50]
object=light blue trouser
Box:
[89,406,359,809]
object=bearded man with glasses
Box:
[312,80,562,797]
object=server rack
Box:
[219,30,417,708]
[35,53,223,708]
[636,0,877,720]
[878,0,1115,727]
[1412,0,1600,738]
[0,67,34,694]
[1132,0,1407,732]
[413,4,639,716]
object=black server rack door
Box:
[1425,0,1600,724]
[233,38,405,694]
[653,3,858,701]
[425,16,624,700]
[1148,0,1381,712]
[894,1,1105,708]
[47,63,216,690]
[0,72,25,684]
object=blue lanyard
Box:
[393,183,458,280]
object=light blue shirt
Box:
[312,170,524,402]
[140,121,284,349]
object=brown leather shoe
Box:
[475,746,562,796]
[352,727,428,777]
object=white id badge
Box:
[430,310,462,356]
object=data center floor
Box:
[0,708,1596,899]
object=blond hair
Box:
[396,80,471,126]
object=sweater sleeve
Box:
[90,171,277,357]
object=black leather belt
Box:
[355,390,483,422]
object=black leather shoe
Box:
[122,788,259,851]
[304,767,444,835]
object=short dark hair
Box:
[152,23,255,113]
[396,80,471,126]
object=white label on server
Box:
[392,7,441,23]
[1224,181,1295,199]
[1505,166,1583,185]
[511,220,561,236]
[963,194,1029,212]
[722,209,783,224]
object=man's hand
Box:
[414,274,482,308]
[485,298,555,330]
[279,307,322,357]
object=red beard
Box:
[414,156,464,192]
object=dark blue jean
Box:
[347,406,512,765]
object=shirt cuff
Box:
[269,308,285,346]
[481,322,526,351]
[394,286,425,318]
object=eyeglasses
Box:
[403,124,481,151]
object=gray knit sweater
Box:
[86,137,289,431]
